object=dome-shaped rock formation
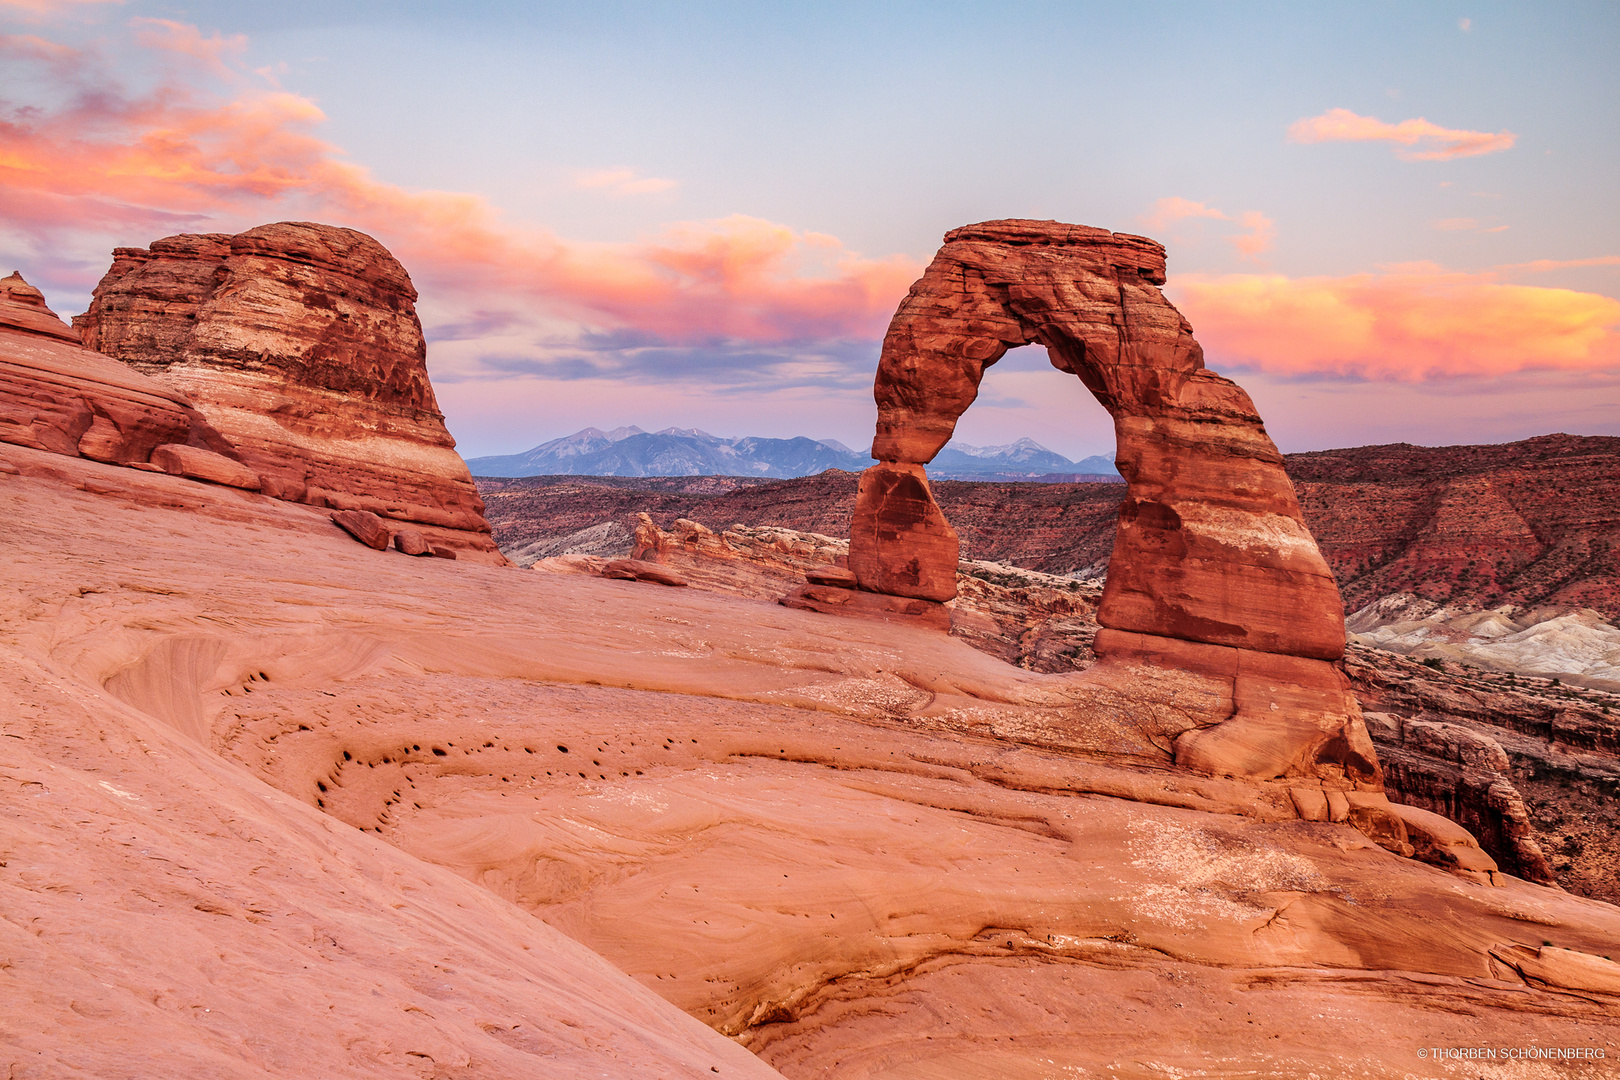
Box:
[75,222,502,560]
[843,220,1402,823]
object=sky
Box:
[2,0,1617,462]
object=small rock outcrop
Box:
[846,221,1383,801]
[76,222,503,561]
[0,272,237,467]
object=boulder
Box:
[1380,800,1499,878]
[75,223,505,563]
[805,565,859,588]
[602,559,688,587]
[150,444,260,490]
[393,529,431,556]
[331,509,392,551]
[780,583,951,631]
[532,553,608,576]
[1492,945,1620,995]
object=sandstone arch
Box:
[850,220,1379,788]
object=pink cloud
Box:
[0,0,121,21]
[1141,197,1273,261]
[1229,211,1274,259]
[130,18,247,78]
[0,22,917,344]
[1170,268,1620,381]
[1142,196,1227,231]
[1288,107,1517,161]
[572,167,678,197]
[0,30,76,60]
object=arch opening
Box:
[933,343,1118,476]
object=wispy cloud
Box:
[436,330,877,393]
[1497,256,1620,273]
[0,19,919,346]
[1141,197,1273,261]
[1171,267,1620,380]
[1288,107,1516,161]
[0,29,77,60]
[1142,197,1227,230]
[0,0,121,22]
[130,18,246,78]
[572,167,677,197]
[1229,211,1274,259]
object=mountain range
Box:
[466,426,1120,480]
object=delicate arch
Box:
[850,219,1345,661]
[846,220,1382,786]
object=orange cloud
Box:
[1141,197,1272,261]
[1498,256,1620,273]
[1288,107,1516,161]
[573,167,678,197]
[0,22,916,344]
[1170,269,1620,380]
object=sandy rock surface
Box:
[5,444,1620,1078]
[0,449,779,1079]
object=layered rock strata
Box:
[844,220,1378,800]
[1291,434,1620,619]
[0,272,237,467]
[76,222,502,560]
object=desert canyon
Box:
[4,220,1619,1079]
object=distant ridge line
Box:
[467,426,1119,481]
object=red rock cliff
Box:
[76,222,501,559]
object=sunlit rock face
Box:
[76,222,503,560]
[850,220,1376,790]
